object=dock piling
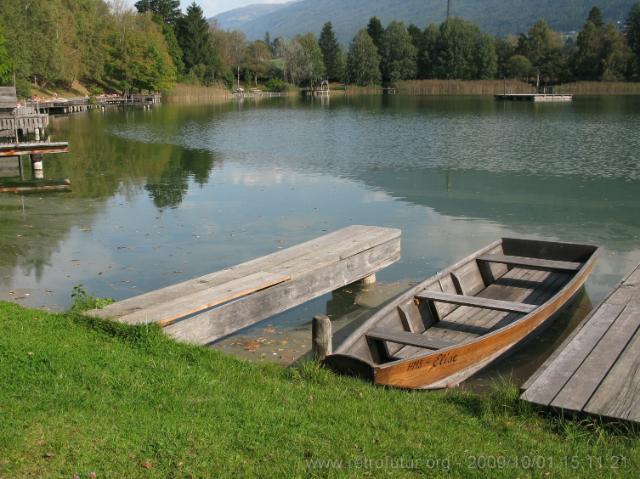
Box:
[312,315,332,361]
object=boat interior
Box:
[342,238,598,365]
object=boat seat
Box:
[366,328,456,351]
[476,254,581,272]
[415,290,536,314]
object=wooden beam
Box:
[415,290,536,314]
[91,226,401,345]
[112,271,291,327]
[366,328,456,350]
[477,254,581,272]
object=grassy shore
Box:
[1,301,638,478]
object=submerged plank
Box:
[415,290,536,314]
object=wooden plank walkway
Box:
[89,225,401,345]
[521,263,640,423]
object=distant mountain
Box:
[210,2,297,31]
[211,0,636,42]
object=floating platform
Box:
[89,225,401,345]
[495,94,573,102]
[521,263,640,423]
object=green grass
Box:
[0,301,638,478]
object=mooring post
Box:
[361,273,376,285]
[31,154,43,179]
[312,315,332,361]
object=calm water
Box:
[2,95,640,383]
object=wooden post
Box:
[312,315,332,361]
[31,154,43,179]
[361,273,376,285]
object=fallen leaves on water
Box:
[242,340,262,352]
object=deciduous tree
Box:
[380,21,417,83]
[347,29,381,86]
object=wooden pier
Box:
[89,225,401,345]
[521,263,640,423]
[0,141,69,157]
[495,93,573,102]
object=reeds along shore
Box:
[555,82,640,95]
[163,84,231,104]
[396,80,535,95]
[387,80,640,96]
[161,80,640,102]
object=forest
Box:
[0,0,639,95]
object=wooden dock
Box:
[0,141,69,157]
[495,94,573,102]
[521,264,640,423]
[89,225,401,345]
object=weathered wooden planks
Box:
[521,263,640,423]
[367,328,456,350]
[477,254,581,272]
[90,225,401,345]
[416,290,537,314]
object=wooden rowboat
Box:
[324,238,599,389]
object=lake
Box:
[2,95,639,383]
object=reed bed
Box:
[163,83,231,104]
[557,81,640,95]
[396,79,535,95]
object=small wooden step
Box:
[477,254,581,272]
[366,328,456,350]
[415,290,536,314]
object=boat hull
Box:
[324,238,599,390]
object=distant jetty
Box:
[495,93,573,102]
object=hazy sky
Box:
[127,0,290,18]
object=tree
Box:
[433,18,497,80]
[420,24,439,78]
[506,54,533,79]
[628,3,640,75]
[517,20,565,83]
[244,41,271,85]
[380,21,417,83]
[601,23,632,80]
[105,10,177,91]
[367,17,384,52]
[295,33,325,87]
[347,29,381,86]
[319,22,344,81]
[0,24,11,84]
[587,6,604,28]
[572,19,602,80]
[495,35,518,78]
[135,0,182,25]
[176,2,221,84]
